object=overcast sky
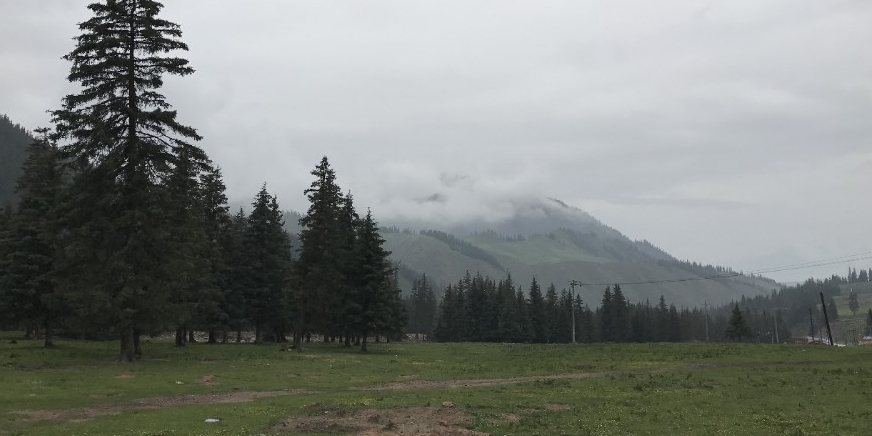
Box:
[2,1,870,282]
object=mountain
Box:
[0,114,32,207]
[378,197,777,308]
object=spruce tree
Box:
[610,284,629,342]
[197,166,232,343]
[351,210,396,352]
[50,0,207,361]
[848,289,859,316]
[241,185,291,342]
[726,304,751,342]
[866,308,872,336]
[527,277,547,343]
[293,157,345,349]
[599,287,613,341]
[0,130,64,346]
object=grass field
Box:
[2,333,872,436]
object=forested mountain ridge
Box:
[286,197,776,308]
[0,114,32,207]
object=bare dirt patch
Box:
[502,413,521,422]
[273,406,489,436]
[544,403,571,411]
[200,374,217,386]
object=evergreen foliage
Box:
[726,304,752,342]
[0,130,65,347]
[0,114,31,207]
[49,0,208,361]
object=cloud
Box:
[1,0,870,281]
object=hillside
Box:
[0,114,32,207]
[285,197,777,308]
[381,197,776,307]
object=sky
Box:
[1,0,870,282]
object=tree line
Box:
[406,268,872,344]
[0,0,402,359]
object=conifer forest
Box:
[1,0,870,361]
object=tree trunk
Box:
[119,326,135,362]
[360,330,368,353]
[175,325,186,347]
[254,323,260,344]
[222,329,228,344]
[236,329,242,343]
[188,329,197,343]
[24,322,34,340]
[43,317,55,349]
[208,329,217,344]
[133,328,142,358]
[343,329,351,348]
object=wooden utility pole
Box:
[704,302,709,342]
[569,280,581,344]
[820,292,835,346]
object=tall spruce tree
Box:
[50,0,207,361]
[351,210,396,352]
[0,130,65,346]
[293,157,346,350]
[241,185,291,342]
[197,166,232,343]
[527,277,547,343]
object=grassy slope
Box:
[386,231,775,307]
[828,282,872,341]
[3,334,872,435]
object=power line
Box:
[569,251,872,288]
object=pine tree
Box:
[726,304,751,342]
[599,287,613,341]
[848,289,859,316]
[293,157,346,350]
[335,193,360,346]
[165,147,210,347]
[241,185,291,342]
[50,0,207,361]
[544,283,560,343]
[610,284,629,342]
[197,166,232,343]
[866,309,872,336]
[826,297,839,321]
[407,274,437,340]
[527,277,547,343]
[351,210,397,352]
[0,130,64,347]
[225,208,249,341]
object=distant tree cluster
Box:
[0,0,402,358]
[421,273,730,343]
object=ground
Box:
[2,335,872,435]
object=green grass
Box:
[3,333,872,435]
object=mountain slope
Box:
[378,198,776,308]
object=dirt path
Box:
[11,389,314,423]
[9,360,811,425]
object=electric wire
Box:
[570,251,872,288]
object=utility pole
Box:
[569,280,581,344]
[820,292,835,346]
[773,312,779,344]
[704,302,709,342]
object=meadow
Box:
[2,333,871,436]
